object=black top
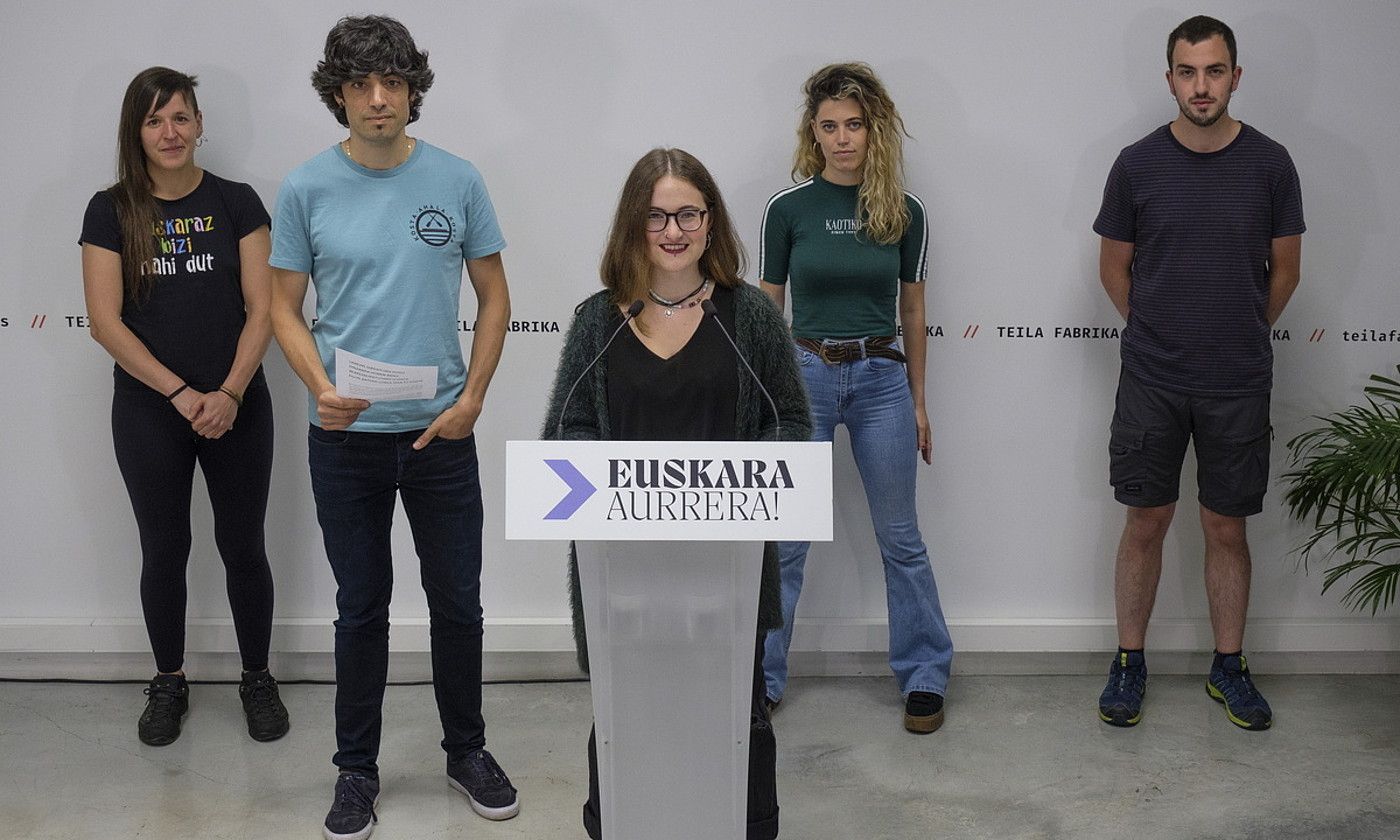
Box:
[606,284,740,441]
[80,172,271,391]
[1093,124,1305,395]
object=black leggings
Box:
[111,373,275,674]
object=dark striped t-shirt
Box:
[1094,124,1305,395]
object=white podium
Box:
[507,441,831,840]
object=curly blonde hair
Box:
[792,62,911,245]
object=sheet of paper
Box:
[334,348,438,402]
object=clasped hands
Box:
[171,388,240,439]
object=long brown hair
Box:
[109,67,199,301]
[792,62,911,245]
[600,148,746,309]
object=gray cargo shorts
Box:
[1108,368,1271,517]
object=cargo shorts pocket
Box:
[1209,427,1273,507]
[1108,422,1147,497]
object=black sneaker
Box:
[323,772,379,840]
[447,748,520,820]
[239,670,290,742]
[138,673,189,746]
[1098,650,1147,727]
[1207,653,1273,731]
[903,691,945,733]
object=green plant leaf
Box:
[1282,365,1400,613]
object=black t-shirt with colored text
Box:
[80,172,270,391]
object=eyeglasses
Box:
[645,209,708,232]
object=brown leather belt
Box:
[795,336,907,365]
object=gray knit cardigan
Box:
[539,282,813,672]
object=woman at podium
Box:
[757,62,955,733]
[542,147,811,839]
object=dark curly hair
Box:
[311,15,434,127]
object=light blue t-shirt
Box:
[270,141,506,431]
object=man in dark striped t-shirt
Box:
[1092,15,1304,733]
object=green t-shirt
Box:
[759,175,927,339]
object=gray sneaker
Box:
[323,772,379,840]
[447,748,520,820]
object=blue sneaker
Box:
[1207,653,1272,731]
[1098,650,1147,727]
[323,772,379,840]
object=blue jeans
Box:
[761,344,953,700]
[308,425,486,775]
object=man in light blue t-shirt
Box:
[269,16,516,840]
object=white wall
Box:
[3,0,1398,673]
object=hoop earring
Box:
[196,136,207,148]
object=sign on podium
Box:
[506,440,831,840]
[506,440,832,542]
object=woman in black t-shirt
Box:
[79,67,287,747]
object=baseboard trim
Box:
[2,616,1397,680]
[3,649,1398,681]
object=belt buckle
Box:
[820,338,864,364]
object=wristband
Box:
[219,386,244,407]
[165,383,189,401]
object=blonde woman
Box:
[758,62,953,733]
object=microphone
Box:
[556,299,644,439]
[701,298,781,441]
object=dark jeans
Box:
[308,425,487,776]
[112,372,274,674]
[584,634,779,839]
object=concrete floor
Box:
[1,675,1397,839]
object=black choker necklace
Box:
[648,278,710,317]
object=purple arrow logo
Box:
[543,459,597,520]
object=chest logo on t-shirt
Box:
[150,214,217,275]
[825,217,861,235]
[411,205,457,247]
